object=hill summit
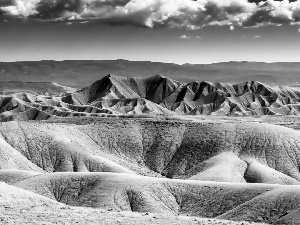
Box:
[2,75,300,121]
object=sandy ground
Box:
[1,206,266,225]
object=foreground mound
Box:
[2,75,300,121]
[8,171,299,224]
[1,179,253,225]
[1,118,300,184]
[1,117,300,223]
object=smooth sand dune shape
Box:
[2,75,300,121]
[178,152,248,183]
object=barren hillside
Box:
[2,75,300,122]
[0,116,300,224]
[2,74,300,224]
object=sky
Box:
[0,0,300,64]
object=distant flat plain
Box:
[1,60,300,87]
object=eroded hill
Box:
[2,74,300,224]
[2,75,300,121]
[0,117,300,223]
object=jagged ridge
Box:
[61,75,300,116]
[2,75,300,121]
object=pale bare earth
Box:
[2,75,300,122]
[2,75,300,224]
[0,180,265,225]
[0,117,300,224]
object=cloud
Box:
[0,0,39,17]
[1,0,300,29]
[230,25,235,30]
[179,34,191,39]
[243,0,300,27]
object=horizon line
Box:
[1,59,300,65]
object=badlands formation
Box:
[2,74,300,122]
[2,75,300,224]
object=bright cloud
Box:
[1,0,300,29]
[179,34,190,39]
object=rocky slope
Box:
[2,117,300,183]
[0,178,261,225]
[2,75,300,224]
[2,75,300,121]
[1,117,300,223]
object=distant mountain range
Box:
[2,74,300,121]
[1,60,300,87]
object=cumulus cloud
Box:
[243,0,300,26]
[0,0,300,29]
[0,0,40,20]
[179,34,190,39]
